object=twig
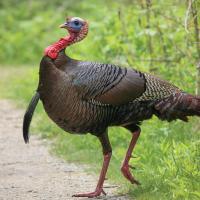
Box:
[131,58,178,62]
[145,0,154,70]
[191,1,200,58]
[196,62,200,95]
[191,0,200,95]
[185,0,194,33]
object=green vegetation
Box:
[0,0,199,199]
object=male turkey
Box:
[23,17,200,198]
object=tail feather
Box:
[155,92,200,122]
[178,93,200,116]
[23,92,40,143]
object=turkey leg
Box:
[73,131,112,198]
[121,128,140,185]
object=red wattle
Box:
[44,37,70,59]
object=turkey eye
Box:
[74,20,80,26]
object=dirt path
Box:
[0,100,128,200]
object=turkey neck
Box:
[49,22,89,54]
[48,33,77,54]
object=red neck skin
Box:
[44,32,77,59]
[44,22,88,59]
[55,32,77,49]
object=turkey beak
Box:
[59,22,68,29]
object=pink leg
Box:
[73,152,112,198]
[121,129,140,185]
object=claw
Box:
[129,165,136,169]
[131,155,137,158]
[121,164,140,185]
[134,179,141,185]
[102,189,106,195]
[72,188,106,198]
[121,129,141,186]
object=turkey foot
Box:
[121,129,141,185]
[121,164,140,185]
[72,188,106,198]
[73,151,112,198]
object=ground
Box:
[0,100,129,200]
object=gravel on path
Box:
[0,100,129,200]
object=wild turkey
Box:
[23,17,200,198]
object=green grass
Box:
[0,66,199,200]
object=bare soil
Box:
[0,100,129,200]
